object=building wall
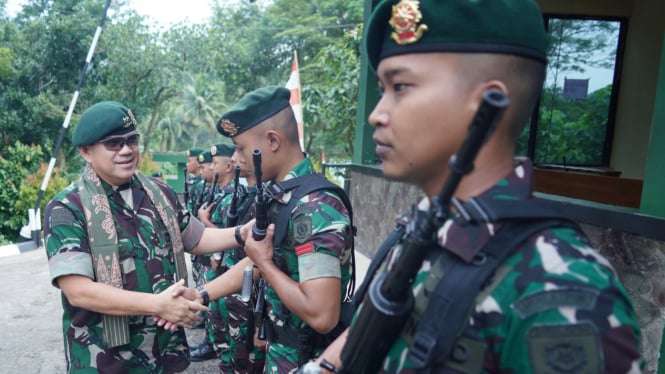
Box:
[350,168,665,373]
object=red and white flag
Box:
[285,50,304,150]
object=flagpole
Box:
[285,50,304,151]
[30,0,113,248]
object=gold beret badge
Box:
[123,109,137,128]
[221,119,240,137]
[390,0,429,45]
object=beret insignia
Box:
[211,145,218,155]
[221,119,239,137]
[198,154,204,162]
[390,0,428,45]
[123,109,137,128]
[187,150,192,156]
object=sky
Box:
[4,0,215,26]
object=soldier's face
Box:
[199,163,213,182]
[79,131,139,186]
[186,157,199,173]
[369,53,475,196]
[232,150,251,178]
[212,156,232,179]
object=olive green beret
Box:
[211,143,235,157]
[197,151,212,164]
[217,86,292,138]
[186,148,205,157]
[72,101,137,146]
[365,0,549,71]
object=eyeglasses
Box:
[98,134,141,151]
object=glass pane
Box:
[518,17,621,166]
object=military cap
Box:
[197,151,213,164]
[151,170,163,178]
[217,86,292,138]
[72,101,138,146]
[365,0,549,71]
[211,143,235,157]
[186,147,205,158]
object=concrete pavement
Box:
[0,247,370,373]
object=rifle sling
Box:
[409,217,578,369]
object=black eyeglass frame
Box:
[97,133,141,151]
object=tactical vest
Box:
[262,173,356,365]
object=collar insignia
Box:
[390,0,429,45]
[221,119,240,137]
[122,109,137,128]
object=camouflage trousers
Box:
[219,295,266,373]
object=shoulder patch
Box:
[293,215,312,244]
[512,287,599,319]
[527,322,602,374]
[50,206,76,227]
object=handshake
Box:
[152,279,209,331]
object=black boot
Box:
[190,341,216,362]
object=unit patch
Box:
[527,322,602,373]
[293,215,312,244]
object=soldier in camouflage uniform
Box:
[215,151,266,373]
[309,0,643,373]
[195,143,238,361]
[198,86,354,373]
[43,101,257,373]
[185,147,205,212]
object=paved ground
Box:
[0,248,369,373]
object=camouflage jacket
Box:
[264,158,353,371]
[366,159,642,373]
[44,175,202,374]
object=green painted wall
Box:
[641,33,665,218]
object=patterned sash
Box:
[78,165,187,348]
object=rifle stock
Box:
[338,88,510,373]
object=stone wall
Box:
[350,168,665,372]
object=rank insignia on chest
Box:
[390,0,429,45]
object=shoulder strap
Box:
[351,223,406,308]
[408,217,579,369]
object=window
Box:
[518,16,628,168]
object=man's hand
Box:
[197,203,214,227]
[153,280,207,330]
[243,222,275,269]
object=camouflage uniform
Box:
[203,183,234,357]
[362,159,642,373]
[216,184,267,373]
[263,158,353,373]
[44,176,201,373]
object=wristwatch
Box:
[196,285,209,306]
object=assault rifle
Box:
[337,88,510,373]
[183,168,190,208]
[205,172,220,208]
[252,148,268,241]
[195,176,207,216]
[214,166,241,274]
[226,166,242,227]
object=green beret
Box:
[365,0,548,71]
[197,151,212,164]
[211,143,235,157]
[72,101,137,146]
[151,170,163,178]
[186,147,205,157]
[217,86,291,138]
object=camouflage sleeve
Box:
[292,190,352,282]
[481,227,642,373]
[44,201,94,288]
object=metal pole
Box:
[30,0,113,248]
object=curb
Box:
[0,241,40,257]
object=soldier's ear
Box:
[266,130,281,152]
